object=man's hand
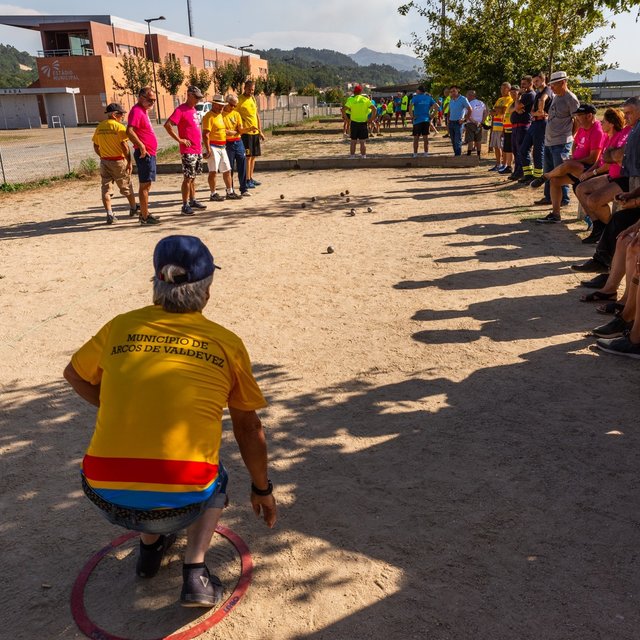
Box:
[138,144,148,159]
[181,138,192,148]
[251,492,277,528]
[259,131,265,141]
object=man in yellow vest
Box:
[92,103,138,225]
[236,80,264,189]
[342,85,378,159]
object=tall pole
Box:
[145,17,165,124]
[441,0,445,48]
[187,0,194,37]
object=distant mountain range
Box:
[588,68,640,82]
[349,48,422,72]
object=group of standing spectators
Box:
[92,80,265,225]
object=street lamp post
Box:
[145,15,165,124]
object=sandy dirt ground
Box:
[1,135,640,640]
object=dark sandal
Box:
[580,291,617,303]
[596,301,624,315]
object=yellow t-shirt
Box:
[71,305,266,509]
[202,111,226,146]
[237,94,259,132]
[223,109,243,141]
[492,96,513,132]
[344,95,373,123]
[92,118,128,160]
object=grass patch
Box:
[0,170,93,193]
[156,144,180,163]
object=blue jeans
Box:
[448,121,463,156]
[225,139,247,193]
[543,142,572,202]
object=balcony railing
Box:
[38,48,94,57]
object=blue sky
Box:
[0,1,638,72]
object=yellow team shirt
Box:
[202,111,226,146]
[72,305,266,509]
[344,95,373,123]
[236,94,259,133]
[223,109,243,141]
[92,118,129,160]
[492,96,513,133]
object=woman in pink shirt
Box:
[579,108,629,181]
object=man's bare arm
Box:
[229,406,277,527]
[63,362,101,407]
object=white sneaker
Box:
[349,154,357,159]
[412,153,418,158]
[423,152,429,157]
[361,154,367,159]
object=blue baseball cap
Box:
[153,235,220,284]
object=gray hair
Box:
[152,264,213,313]
[623,96,640,109]
[226,93,238,105]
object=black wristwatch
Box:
[251,480,273,496]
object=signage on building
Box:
[41,60,79,82]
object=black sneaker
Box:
[519,175,534,184]
[498,165,512,174]
[571,258,608,273]
[535,212,561,224]
[139,214,161,225]
[209,193,225,202]
[136,533,177,578]
[226,191,242,200]
[180,564,224,608]
[596,335,640,359]
[181,203,195,216]
[129,204,141,217]
[592,316,633,339]
[580,273,610,288]
[582,229,604,244]
[240,190,251,197]
[534,197,552,205]
[530,177,545,188]
[507,173,522,181]
[190,200,207,210]
[106,213,117,225]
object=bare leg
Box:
[222,171,232,190]
[101,188,112,213]
[544,159,584,180]
[413,136,419,154]
[423,135,429,153]
[184,507,223,564]
[550,177,572,215]
[181,177,191,204]
[349,140,356,155]
[585,181,621,222]
[360,140,366,156]
[139,182,151,218]
[207,172,217,193]
[247,156,256,181]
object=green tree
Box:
[299,82,320,96]
[274,73,293,96]
[158,55,185,97]
[212,60,248,93]
[111,53,153,97]
[398,0,635,102]
[187,65,213,95]
[323,87,345,104]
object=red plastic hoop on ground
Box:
[70,525,253,640]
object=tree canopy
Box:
[398,0,639,101]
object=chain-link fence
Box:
[0,107,341,186]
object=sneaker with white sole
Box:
[181,203,195,216]
[106,213,116,225]
[535,212,561,224]
[180,564,223,608]
[209,193,225,202]
[596,335,640,359]
[189,200,207,210]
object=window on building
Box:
[107,42,115,54]
[168,53,176,61]
[183,55,192,65]
[204,59,215,68]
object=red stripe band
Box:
[83,455,218,485]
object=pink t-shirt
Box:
[599,126,631,179]
[168,103,202,155]
[127,104,158,156]
[572,120,606,162]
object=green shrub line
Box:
[0,156,100,192]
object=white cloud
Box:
[0,4,42,13]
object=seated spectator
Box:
[571,97,640,277]
[535,104,605,223]
[576,108,630,243]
